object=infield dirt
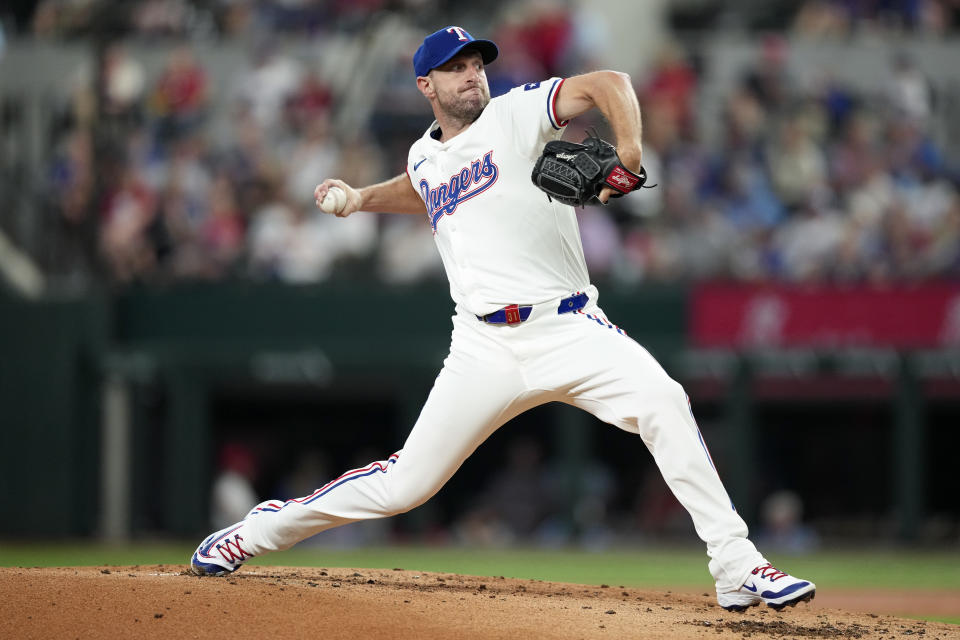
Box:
[1,566,957,639]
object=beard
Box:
[437,85,490,124]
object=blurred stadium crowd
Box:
[1,0,960,290]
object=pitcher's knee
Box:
[621,378,696,434]
[640,377,689,411]
[673,379,695,409]
[381,482,435,516]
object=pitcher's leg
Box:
[556,313,814,608]
[578,379,761,590]
[536,311,762,592]
[192,325,540,575]
[245,363,533,554]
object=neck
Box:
[434,113,473,142]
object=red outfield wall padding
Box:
[690,282,960,348]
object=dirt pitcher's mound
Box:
[1,566,957,639]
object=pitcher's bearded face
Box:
[430,51,491,123]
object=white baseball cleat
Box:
[717,563,816,611]
[189,521,256,576]
[189,500,288,576]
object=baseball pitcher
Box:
[190,25,815,612]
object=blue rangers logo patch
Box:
[419,150,499,230]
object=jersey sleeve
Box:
[495,77,568,159]
[406,136,428,206]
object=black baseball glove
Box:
[531,133,654,207]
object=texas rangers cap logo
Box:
[413,25,499,77]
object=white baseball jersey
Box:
[406,78,590,316]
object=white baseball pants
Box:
[239,287,763,592]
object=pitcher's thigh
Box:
[552,313,693,436]
[385,352,538,512]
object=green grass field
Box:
[2,542,957,623]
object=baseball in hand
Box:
[320,186,347,214]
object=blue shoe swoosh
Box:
[413,158,427,170]
[743,582,758,593]
[761,581,810,599]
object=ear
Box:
[417,75,434,99]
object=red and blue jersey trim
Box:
[547,78,569,130]
[251,453,401,512]
[685,393,736,510]
[576,309,626,336]
[688,395,718,473]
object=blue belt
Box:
[477,292,588,325]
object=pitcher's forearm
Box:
[359,174,428,215]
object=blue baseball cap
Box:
[413,26,498,77]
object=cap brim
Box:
[461,40,498,66]
[426,39,499,75]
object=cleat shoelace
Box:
[216,534,253,565]
[752,563,787,582]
